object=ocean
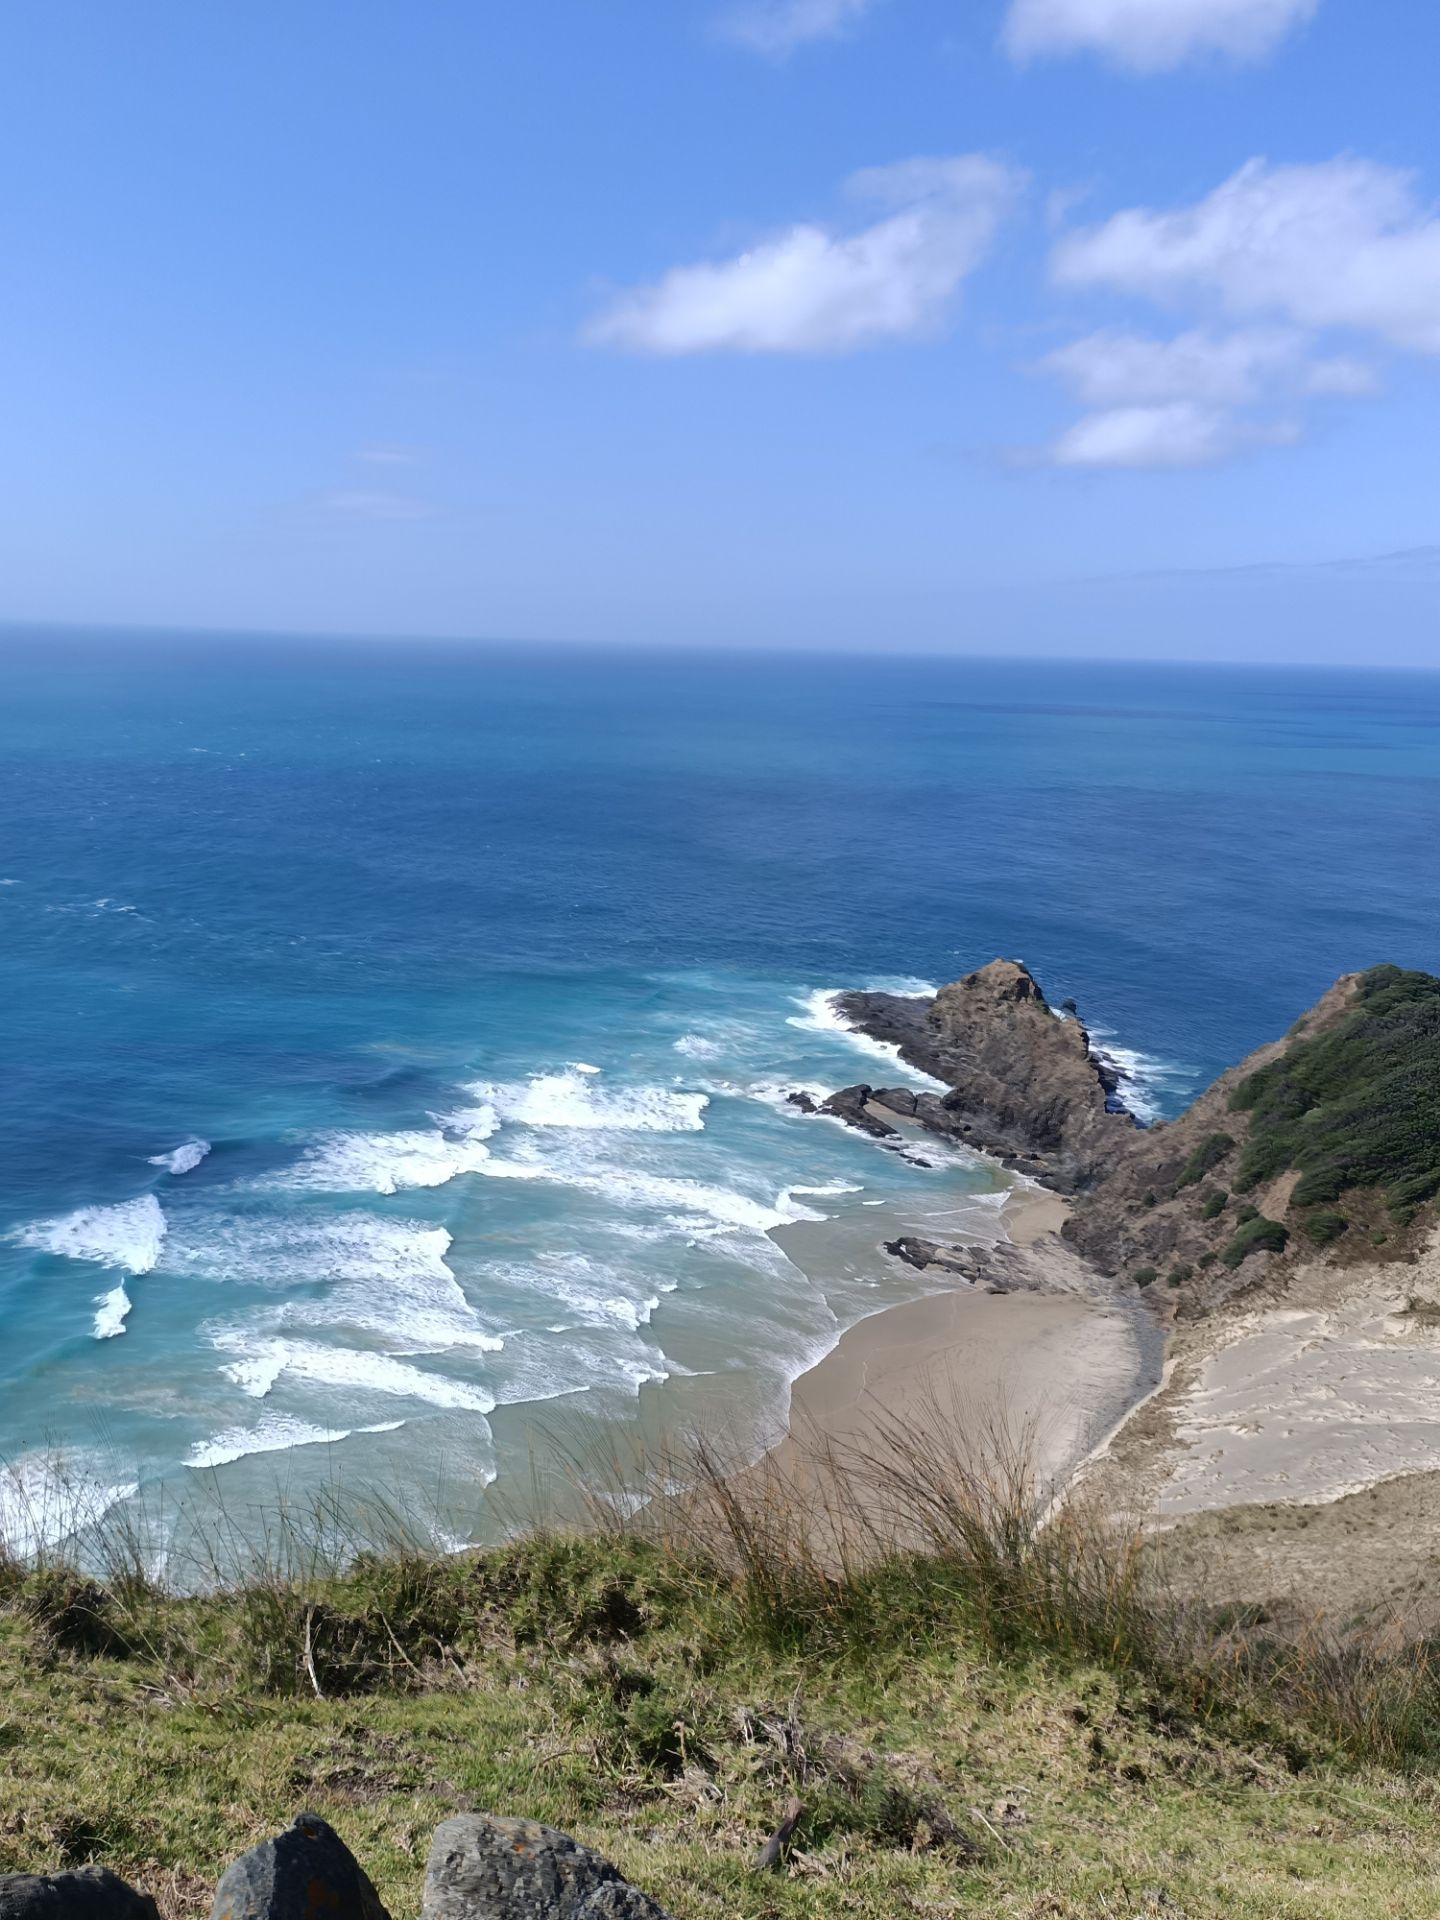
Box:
[2,635,1437,1563]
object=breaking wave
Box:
[148,1139,211,1176]
[17,1194,167,1275]
[92,1283,133,1340]
[161,1211,459,1291]
[465,1067,708,1133]
[210,1330,497,1413]
[273,1129,496,1194]
[186,1412,405,1471]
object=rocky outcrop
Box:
[834,959,1438,1309]
[423,1816,673,1920]
[210,1814,390,1920]
[6,1813,672,1920]
[838,960,1134,1192]
[817,1085,900,1139]
[0,1872,159,1920]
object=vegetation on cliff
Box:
[1044,964,1440,1290]
[1230,966,1440,1225]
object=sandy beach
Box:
[767,1183,1155,1500]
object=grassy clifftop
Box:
[7,1456,1440,1920]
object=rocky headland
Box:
[798,959,1440,1624]
[817,958,1440,1306]
[829,959,1132,1192]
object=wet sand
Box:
[770,1184,1154,1497]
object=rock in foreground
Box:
[422,1815,674,1920]
[0,1871,159,1920]
[209,1814,391,1920]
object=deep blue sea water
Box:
[1,636,1437,1558]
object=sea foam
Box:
[472,1144,824,1235]
[17,1194,167,1275]
[211,1331,497,1412]
[163,1211,458,1291]
[0,1455,139,1561]
[486,1251,672,1334]
[274,1129,496,1194]
[148,1139,211,1176]
[466,1067,708,1133]
[92,1283,133,1340]
[672,1033,724,1060]
[186,1412,405,1470]
[488,1331,671,1410]
[257,1231,506,1357]
[1086,1026,1197,1126]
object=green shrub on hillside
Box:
[1200,1189,1228,1221]
[1229,966,1440,1218]
[1222,1215,1290,1268]
[1174,1133,1235,1191]
[1304,1212,1349,1246]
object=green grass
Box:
[1230,967,1440,1220]
[7,1430,1440,1920]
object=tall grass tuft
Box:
[5,1408,1440,1766]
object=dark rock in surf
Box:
[820,1086,900,1139]
[838,960,1134,1192]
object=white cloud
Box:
[1052,157,1440,352]
[1032,326,1374,468]
[1004,0,1317,71]
[584,155,1023,356]
[717,0,878,55]
[1046,401,1296,468]
[1037,326,1375,407]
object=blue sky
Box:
[2,0,1438,661]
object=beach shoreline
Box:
[765,1181,1155,1501]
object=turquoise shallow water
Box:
[1,636,1437,1556]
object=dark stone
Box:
[868,1088,919,1118]
[0,1871,159,1920]
[785,1091,819,1114]
[421,1816,673,1920]
[820,1086,899,1139]
[836,960,1137,1190]
[884,1236,974,1279]
[209,1814,390,1920]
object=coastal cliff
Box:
[837,959,1440,1309]
[834,958,1440,1632]
[835,959,1132,1192]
